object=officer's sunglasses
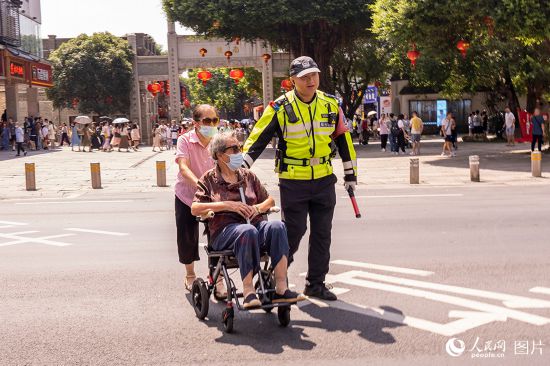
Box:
[224,144,243,154]
[199,117,219,125]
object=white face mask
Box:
[223,152,244,171]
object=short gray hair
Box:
[210,131,237,160]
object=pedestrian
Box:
[530,108,546,152]
[81,124,92,152]
[71,123,81,151]
[504,107,516,146]
[468,113,473,136]
[451,117,458,151]
[379,113,389,152]
[8,118,16,151]
[59,123,70,146]
[14,122,26,156]
[101,122,111,151]
[473,110,482,135]
[130,124,141,151]
[47,120,56,149]
[441,112,455,157]
[41,122,49,150]
[410,111,423,156]
[243,56,357,301]
[152,124,162,152]
[175,104,226,297]
[396,114,407,154]
[389,113,400,155]
[170,120,179,150]
[119,123,130,152]
[111,124,121,150]
[482,110,488,135]
[1,122,9,150]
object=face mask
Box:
[199,125,217,138]
[224,152,244,171]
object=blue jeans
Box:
[211,220,289,280]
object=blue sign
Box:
[436,100,447,126]
[363,87,378,104]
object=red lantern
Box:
[281,79,293,91]
[484,16,495,37]
[197,70,212,85]
[262,53,271,64]
[147,84,154,93]
[457,39,470,58]
[184,98,191,109]
[151,83,162,94]
[233,37,240,45]
[199,48,207,57]
[407,44,420,69]
[72,98,79,108]
[224,50,233,61]
[229,69,244,84]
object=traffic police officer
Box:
[242,56,357,300]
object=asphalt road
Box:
[1,185,549,365]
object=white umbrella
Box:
[75,116,92,125]
[112,117,130,124]
[367,111,377,117]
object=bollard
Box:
[469,155,480,182]
[410,158,419,184]
[25,163,36,191]
[90,162,102,189]
[531,151,542,177]
[156,161,167,187]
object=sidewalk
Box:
[1,139,548,200]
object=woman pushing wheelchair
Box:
[191,131,305,309]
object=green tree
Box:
[370,0,550,113]
[331,37,389,119]
[47,33,134,116]
[183,67,262,118]
[163,0,374,92]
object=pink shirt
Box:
[175,129,215,207]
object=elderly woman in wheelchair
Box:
[191,132,305,315]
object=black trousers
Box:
[397,132,406,152]
[381,134,388,149]
[16,142,25,155]
[532,134,543,152]
[175,196,199,264]
[279,174,337,286]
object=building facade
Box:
[0,0,52,122]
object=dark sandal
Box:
[243,293,261,309]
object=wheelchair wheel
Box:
[277,306,291,327]
[222,306,234,333]
[191,278,209,320]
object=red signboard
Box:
[31,63,53,87]
[9,61,25,78]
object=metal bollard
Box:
[410,158,419,184]
[531,151,542,177]
[156,161,167,187]
[469,155,480,182]
[90,163,102,189]
[25,163,36,191]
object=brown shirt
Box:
[194,166,269,241]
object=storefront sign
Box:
[31,63,53,87]
[9,61,25,78]
[379,96,392,114]
[363,86,378,104]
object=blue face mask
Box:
[225,153,244,171]
[199,125,217,138]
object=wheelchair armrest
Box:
[195,210,215,222]
[265,206,280,214]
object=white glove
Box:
[344,181,356,192]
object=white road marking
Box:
[299,299,506,337]
[0,220,28,226]
[339,270,550,309]
[341,194,464,199]
[324,271,550,326]
[15,200,133,205]
[530,287,550,296]
[0,232,74,247]
[331,259,434,277]
[65,228,129,236]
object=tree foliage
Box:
[47,33,134,116]
[183,67,262,119]
[163,0,373,92]
[370,0,550,112]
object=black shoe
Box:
[272,289,306,303]
[303,284,337,301]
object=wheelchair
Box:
[191,207,293,333]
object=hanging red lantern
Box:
[197,70,212,85]
[224,50,233,61]
[483,16,495,37]
[406,44,420,69]
[262,53,271,64]
[457,39,470,58]
[147,84,154,93]
[233,37,240,45]
[281,79,293,91]
[199,48,207,57]
[151,82,162,94]
[229,69,245,84]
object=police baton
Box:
[347,185,361,219]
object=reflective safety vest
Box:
[243,90,357,181]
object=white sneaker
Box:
[451,152,456,157]
[441,153,446,157]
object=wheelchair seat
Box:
[205,245,271,269]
